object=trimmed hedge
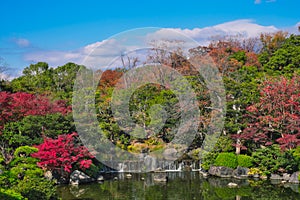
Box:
[214,152,238,169]
[237,155,253,168]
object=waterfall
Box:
[101,159,201,173]
[118,163,124,172]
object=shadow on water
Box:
[57,172,300,200]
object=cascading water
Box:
[101,159,201,173]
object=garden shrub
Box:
[13,177,58,200]
[248,168,262,176]
[252,144,298,175]
[201,151,218,171]
[0,189,25,200]
[213,136,235,153]
[200,136,235,170]
[237,154,253,168]
[292,146,300,170]
[13,146,38,158]
[214,152,238,169]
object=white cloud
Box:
[147,19,278,48]
[282,22,300,34]
[24,39,139,70]
[0,72,8,80]
[0,72,15,81]
[14,38,30,47]
[23,20,288,70]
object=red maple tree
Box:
[0,91,70,132]
[32,133,94,176]
[233,76,300,151]
[276,134,300,150]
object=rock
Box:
[155,168,163,172]
[208,166,217,176]
[233,167,249,179]
[97,175,104,181]
[163,148,178,160]
[270,173,283,180]
[260,175,268,180]
[289,171,300,184]
[154,173,168,182]
[209,177,249,188]
[70,179,79,185]
[126,174,132,179]
[44,171,53,180]
[228,182,238,188]
[282,173,291,181]
[57,177,68,185]
[199,170,209,178]
[208,166,233,178]
[69,170,94,185]
[253,174,260,178]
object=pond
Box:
[57,172,300,200]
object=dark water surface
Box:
[57,172,300,200]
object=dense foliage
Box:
[32,133,94,177]
[214,152,238,169]
[0,33,300,198]
[237,154,253,168]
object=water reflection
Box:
[57,172,300,200]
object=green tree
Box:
[264,34,300,76]
[11,62,54,93]
[1,113,74,152]
[52,62,82,101]
[0,146,58,200]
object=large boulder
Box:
[289,171,300,184]
[70,170,94,185]
[270,173,283,180]
[208,166,233,178]
[163,148,178,161]
[282,173,291,181]
[233,167,249,179]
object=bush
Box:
[200,136,235,171]
[248,168,262,176]
[292,146,300,170]
[214,152,238,169]
[213,136,235,153]
[0,145,58,200]
[252,145,298,175]
[0,189,25,200]
[13,146,38,158]
[201,152,219,171]
[13,177,58,200]
[32,133,94,177]
[237,155,253,168]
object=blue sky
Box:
[0,0,299,77]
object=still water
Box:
[57,172,300,200]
